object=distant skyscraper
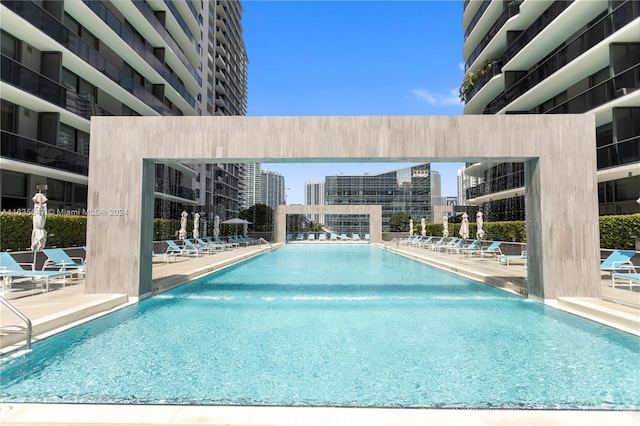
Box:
[261,170,285,211]
[304,181,325,224]
[430,170,443,206]
[457,167,483,207]
[242,163,262,208]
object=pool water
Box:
[1,245,639,408]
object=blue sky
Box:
[242,0,465,204]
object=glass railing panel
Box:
[82,0,195,107]
[465,1,522,72]
[503,0,574,63]
[484,1,639,114]
[467,59,503,102]
[1,131,89,176]
[1,54,65,106]
[597,136,640,169]
[465,0,492,41]
[163,0,196,47]
[131,0,201,86]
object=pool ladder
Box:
[0,296,32,351]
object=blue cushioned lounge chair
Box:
[308,233,315,241]
[318,233,327,241]
[364,234,370,241]
[42,248,86,273]
[165,240,198,256]
[612,272,640,289]
[498,250,527,266]
[600,250,636,277]
[330,234,338,241]
[352,234,361,241]
[1,252,72,293]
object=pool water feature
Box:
[1,245,639,409]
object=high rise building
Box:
[324,164,432,234]
[461,0,639,220]
[304,180,325,224]
[1,0,248,220]
[457,166,483,207]
[240,163,262,209]
[430,170,443,206]
[260,169,285,211]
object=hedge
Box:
[2,212,639,251]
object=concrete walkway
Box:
[1,241,639,426]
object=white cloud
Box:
[412,88,461,107]
[458,62,465,71]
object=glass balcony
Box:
[82,0,196,107]
[2,54,114,119]
[597,136,640,169]
[464,0,492,41]
[163,0,197,48]
[465,1,522,72]
[155,178,196,201]
[503,0,574,64]
[3,0,175,116]
[466,59,503,102]
[484,0,639,114]
[1,131,89,176]
[130,0,201,86]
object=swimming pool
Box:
[1,245,639,409]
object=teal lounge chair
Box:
[340,233,350,240]
[353,234,361,241]
[206,237,232,250]
[612,273,640,289]
[429,237,447,251]
[364,234,370,241]
[600,250,636,277]
[42,248,86,273]
[445,238,465,254]
[196,238,222,253]
[296,233,304,241]
[215,237,238,248]
[415,236,434,248]
[308,233,316,241]
[465,241,502,258]
[436,238,459,252]
[330,234,338,241]
[454,239,480,255]
[183,239,206,255]
[165,240,198,256]
[498,250,527,266]
[318,233,327,241]
[1,252,71,293]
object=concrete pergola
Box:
[275,204,383,243]
[86,115,600,303]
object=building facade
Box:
[461,0,639,220]
[304,180,325,224]
[324,164,432,234]
[1,0,247,221]
[260,169,285,211]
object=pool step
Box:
[0,294,129,351]
[556,297,640,336]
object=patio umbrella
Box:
[409,219,414,236]
[459,212,469,239]
[31,192,48,265]
[178,210,188,239]
[442,214,449,238]
[193,212,200,239]
[476,211,485,240]
[421,218,426,237]
[213,215,220,239]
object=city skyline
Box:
[242,1,465,204]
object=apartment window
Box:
[614,108,640,141]
[59,123,76,151]
[1,100,16,132]
[64,14,98,49]
[1,30,17,60]
[77,130,90,156]
[62,68,97,101]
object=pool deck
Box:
[1,241,639,425]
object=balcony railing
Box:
[464,0,492,41]
[82,0,196,107]
[131,0,201,86]
[503,0,574,64]
[465,1,522,72]
[466,59,504,102]
[3,0,175,116]
[597,136,640,170]
[1,131,89,176]
[484,0,639,114]
[155,178,196,201]
[163,0,197,48]
[1,54,114,119]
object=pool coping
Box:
[2,403,640,425]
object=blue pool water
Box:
[1,245,639,408]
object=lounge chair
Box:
[400,235,418,246]
[600,250,636,277]
[445,238,465,254]
[353,234,361,241]
[215,237,238,248]
[229,236,249,247]
[308,233,316,241]
[436,238,459,252]
[330,234,338,241]
[0,252,72,293]
[165,240,198,256]
[611,272,640,289]
[205,237,232,250]
[286,233,293,241]
[429,237,447,251]
[410,236,424,247]
[415,236,434,248]
[182,239,206,255]
[465,241,502,258]
[153,252,176,264]
[364,234,370,241]
[296,233,304,241]
[498,250,527,266]
[42,248,86,274]
[453,239,480,255]
[196,238,223,253]
[318,233,327,241]
[340,233,350,240]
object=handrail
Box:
[258,238,272,248]
[0,296,32,351]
